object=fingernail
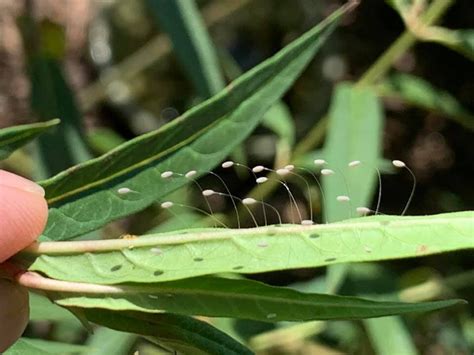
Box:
[0,170,45,197]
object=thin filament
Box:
[234,162,268,225]
[288,170,314,222]
[298,167,328,224]
[401,166,416,216]
[374,167,382,215]
[170,203,228,228]
[176,173,216,227]
[209,171,241,228]
[215,192,259,227]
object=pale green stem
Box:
[23,214,471,255]
[358,0,454,86]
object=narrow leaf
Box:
[87,128,126,155]
[24,211,473,284]
[29,292,80,323]
[379,73,474,131]
[38,5,352,241]
[453,29,474,60]
[83,310,253,355]
[364,317,418,355]
[19,19,91,177]
[322,83,384,222]
[53,276,465,322]
[220,49,296,165]
[85,327,136,355]
[147,0,225,97]
[0,119,59,161]
[321,83,384,293]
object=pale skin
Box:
[0,170,48,352]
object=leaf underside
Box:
[25,212,473,284]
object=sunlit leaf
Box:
[24,211,473,284]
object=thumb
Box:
[0,170,48,262]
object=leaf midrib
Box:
[29,212,473,255]
[44,115,223,205]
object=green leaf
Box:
[322,83,384,222]
[364,317,418,355]
[220,49,296,165]
[29,292,80,323]
[85,327,137,355]
[321,83,384,293]
[18,18,91,177]
[0,119,59,161]
[147,0,225,98]
[25,211,473,283]
[379,73,474,131]
[82,310,254,355]
[385,0,411,14]
[39,5,351,241]
[28,56,92,177]
[262,102,296,164]
[454,29,474,60]
[5,338,87,355]
[53,276,464,322]
[350,264,418,355]
[87,128,126,155]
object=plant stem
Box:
[358,0,454,86]
[22,212,471,255]
[18,270,125,294]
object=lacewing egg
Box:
[202,189,215,197]
[252,165,265,173]
[185,170,197,178]
[321,169,335,176]
[313,159,326,166]
[276,168,290,176]
[242,198,257,205]
[221,161,234,168]
[117,187,132,194]
[392,160,406,168]
[356,206,371,215]
[161,201,174,209]
[161,171,173,178]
